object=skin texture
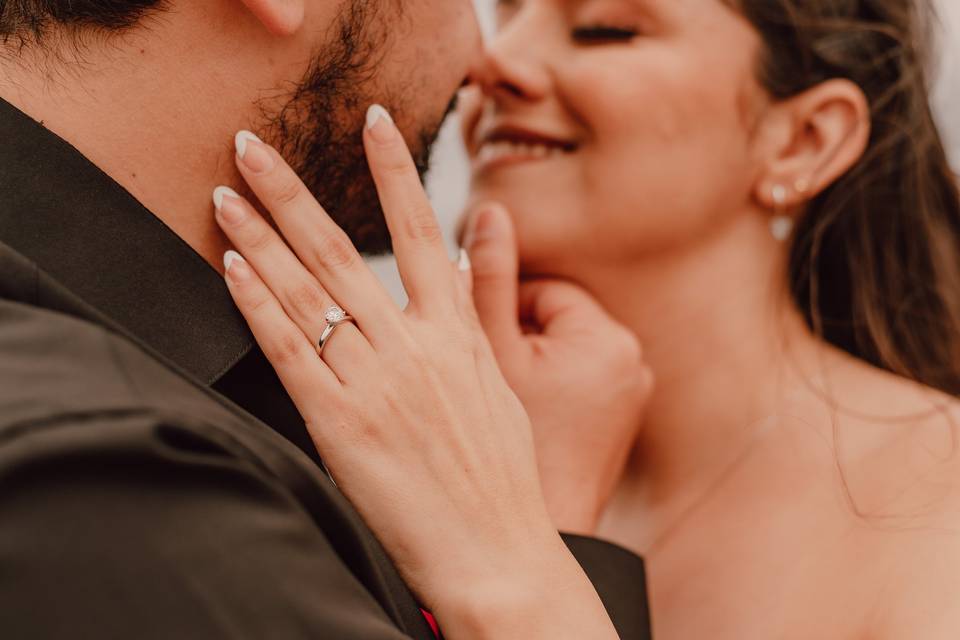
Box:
[0,1,654,635]
[216,110,626,639]
[462,202,654,535]
[0,0,479,264]
[4,0,959,637]
[461,0,960,638]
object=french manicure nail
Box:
[223,250,251,283]
[458,248,472,272]
[234,131,261,159]
[224,250,244,271]
[366,104,393,129]
[212,185,240,210]
[234,130,273,174]
[213,186,246,225]
[365,104,394,143]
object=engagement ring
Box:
[317,305,354,356]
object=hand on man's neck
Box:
[0,4,326,271]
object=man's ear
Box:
[238,0,305,36]
[754,78,871,210]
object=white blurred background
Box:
[370,0,960,302]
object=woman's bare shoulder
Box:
[838,364,960,514]
[867,515,960,639]
[843,369,960,638]
[814,350,960,465]
[800,352,960,528]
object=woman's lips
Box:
[472,139,575,174]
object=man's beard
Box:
[258,1,452,255]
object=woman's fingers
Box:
[363,105,458,313]
[214,187,380,385]
[231,130,404,348]
[221,251,341,410]
[463,204,523,352]
[315,322,379,386]
[519,279,630,342]
[214,187,335,340]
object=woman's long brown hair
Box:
[735,0,960,396]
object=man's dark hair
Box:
[0,1,164,41]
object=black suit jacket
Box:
[0,96,652,639]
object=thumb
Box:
[464,203,522,351]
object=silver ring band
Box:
[317,305,354,356]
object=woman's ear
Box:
[238,0,305,36]
[755,78,871,210]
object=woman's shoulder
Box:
[833,357,960,508]
[865,495,960,638]
[811,348,960,457]
[868,539,960,639]
[828,347,959,423]
[794,349,960,529]
[831,360,960,638]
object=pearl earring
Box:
[770,184,793,241]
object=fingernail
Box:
[223,250,251,283]
[212,185,238,209]
[458,248,472,272]
[365,104,394,144]
[235,130,274,174]
[234,131,260,158]
[468,206,499,248]
[223,249,243,271]
[213,186,246,225]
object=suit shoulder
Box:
[0,298,145,415]
[0,297,243,430]
[0,297,339,512]
[0,405,409,640]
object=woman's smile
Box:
[470,121,580,176]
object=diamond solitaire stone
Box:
[325,306,347,324]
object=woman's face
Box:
[462,0,771,276]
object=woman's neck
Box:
[569,217,824,547]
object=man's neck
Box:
[0,9,307,271]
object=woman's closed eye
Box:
[571,25,639,44]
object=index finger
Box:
[363,105,457,312]
[518,280,612,337]
[232,130,404,349]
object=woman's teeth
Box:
[476,140,568,164]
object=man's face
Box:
[258,0,481,254]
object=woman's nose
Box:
[467,18,551,103]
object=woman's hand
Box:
[213,106,619,639]
[462,206,654,535]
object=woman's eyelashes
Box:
[571,25,639,44]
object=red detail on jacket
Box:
[421,609,441,639]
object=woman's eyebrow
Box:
[571,0,660,14]
[622,0,662,12]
